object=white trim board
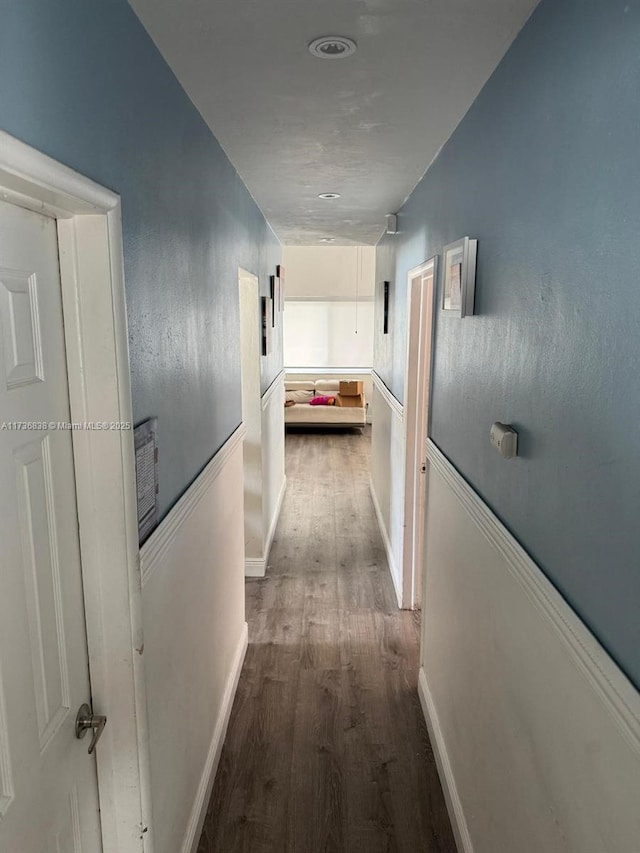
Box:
[181,624,248,853]
[261,369,285,410]
[285,296,374,303]
[369,480,402,608]
[421,439,640,852]
[401,257,436,610]
[140,424,247,587]
[245,474,287,578]
[418,669,473,853]
[0,131,152,852]
[371,371,403,419]
[0,134,114,217]
[285,367,372,375]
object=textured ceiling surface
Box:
[129,0,539,245]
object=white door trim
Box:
[0,132,153,852]
[402,256,437,609]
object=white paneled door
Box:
[0,200,102,852]
[403,257,436,610]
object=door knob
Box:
[75,703,107,755]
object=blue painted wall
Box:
[375,0,640,688]
[0,0,281,518]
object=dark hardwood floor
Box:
[197,427,456,853]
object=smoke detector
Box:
[318,192,341,200]
[308,36,357,59]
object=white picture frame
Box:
[442,237,477,317]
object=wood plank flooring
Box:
[197,427,456,853]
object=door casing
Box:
[402,256,437,610]
[0,131,153,853]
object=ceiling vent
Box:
[308,36,357,59]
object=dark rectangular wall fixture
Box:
[261,296,272,355]
[383,281,390,334]
[269,275,276,327]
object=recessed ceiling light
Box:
[318,192,341,199]
[319,237,335,243]
[308,36,357,60]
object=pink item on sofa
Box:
[309,395,335,406]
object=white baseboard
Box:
[418,668,473,853]
[182,623,248,853]
[369,478,402,608]
[244,557,267,578]
[266,474,287,561]
[245,475,287,578]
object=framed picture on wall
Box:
[261,296,272,355]
[442,237,477,317]
[269,275,277,326]
[134,417,158,545]
[383,281,391,334]
[276,264,285,311]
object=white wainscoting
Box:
[140,424,248,853]
[245,371,286,577]
[420,439,640,853]
[369,372,404,607]
[261,370,287,572]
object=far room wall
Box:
[283,246,375,413]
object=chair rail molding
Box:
[425,440,640,752]
[261,369,285,410]
[372,371,404,419]
[140,423,247,587]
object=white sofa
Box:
[284,379,366,429]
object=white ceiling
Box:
[129,0,539,245]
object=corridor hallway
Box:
[197,428,456,852]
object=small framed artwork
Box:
[383,281,391,334]
[276,264,285,311]
[134,417,158,545]
[269,275,277,326]
[261,296,272,355]
[442,237,477,317]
